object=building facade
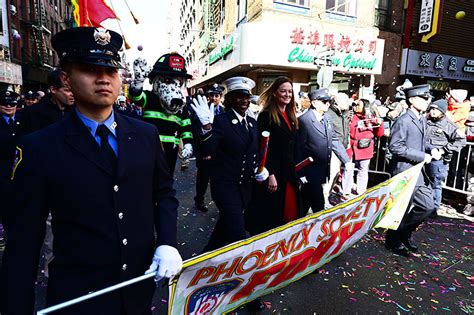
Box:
[400,0,474,98]
[6,0,73,91]
[180,0,392,100]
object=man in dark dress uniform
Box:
[191,77,267,252]
[1,27,182,315]
[18,68,75,135]
[386,84,439,257]
[296,88,352,213]
[0,90,21,238]
[190,83,225,212]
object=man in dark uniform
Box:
[23,90,39,107]
[19,68,75,135]
[386,84,438,257]
[0,90,21,241]
[296,88,352,213]
[190,83,225,212]
[1,27,182,314]
[190,76,266,252]
[426,99,466,215]
[129,53,194,175]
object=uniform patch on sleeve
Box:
[10,146,23,180]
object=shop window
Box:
[326,0,357,17]
[274,0,310,7]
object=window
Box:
[0,9,3,36]
[326,0,357,17]
[274,0,310,7]
[237,0,247,22]
[375,0,393,31]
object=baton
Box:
[37,273,155,314]
[295,157,314,172]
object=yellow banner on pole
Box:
[168,163,424,314]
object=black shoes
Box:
[401,238,418,252]
[245,298,266,313]
[195,203,209,212]
[385,244,411,257]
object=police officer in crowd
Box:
[0,89,21,237]
[386,84,440,257]
[426,99,466,216]
[191,83,225,212]
[191,76,265,252]
[19,68,75,135]
[24,90,39,107]
[1,27,182,314]
[296,88,352,213]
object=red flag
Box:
[75,0,117,27]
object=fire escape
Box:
[30,0,50,67]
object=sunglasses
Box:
[1,103,17,108]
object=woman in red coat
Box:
[342,99,384,196]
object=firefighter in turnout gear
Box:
[129,53,194,174]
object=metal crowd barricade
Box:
[368,139,473,195]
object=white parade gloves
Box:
[344,161,355,172]
[300,176,308,184]
[145,245,183,282]
[431,148,443,161]
[181,143,193,159]
[423,153,433,164]
[255,167,269,182]
[131,57,150,91]
[191,95,214,126]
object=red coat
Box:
[347,113,384,161]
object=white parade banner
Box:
[168,163,423,314]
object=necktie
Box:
[7,117,14,132]
[241,118,249,131]
[96,124,117,172]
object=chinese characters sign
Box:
[286,27,383,74]
[419,0,435,34]
[401,49,474,81]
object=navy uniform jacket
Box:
[2,110,178,314]
[389,109,433,185]
[201,109,259,206]
[296,109,349,182]
[17,94,73,135]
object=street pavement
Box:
[2,161,472,314]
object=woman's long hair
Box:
[259,76,298,129]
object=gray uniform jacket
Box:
[326,106,350,148]
[389,109,433,184]
[296,109,349,181]
[426,116,466,156]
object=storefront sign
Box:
[419,0,435,34]
[284,27,383,74]
[0,60,22,85]
[400,49,474,81]
[208,35,235,65]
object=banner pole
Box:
[37,273,155,314]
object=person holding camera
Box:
[342,98,384,197]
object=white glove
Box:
[431,148,443,161]
[423,153,433,164]
[344,162,355,172]
[131,57,150,91]
[255,167,269,182]
[300,176,308,184]
[181,143,193,159]
[191,95,214,125]
[145,245,183,281]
